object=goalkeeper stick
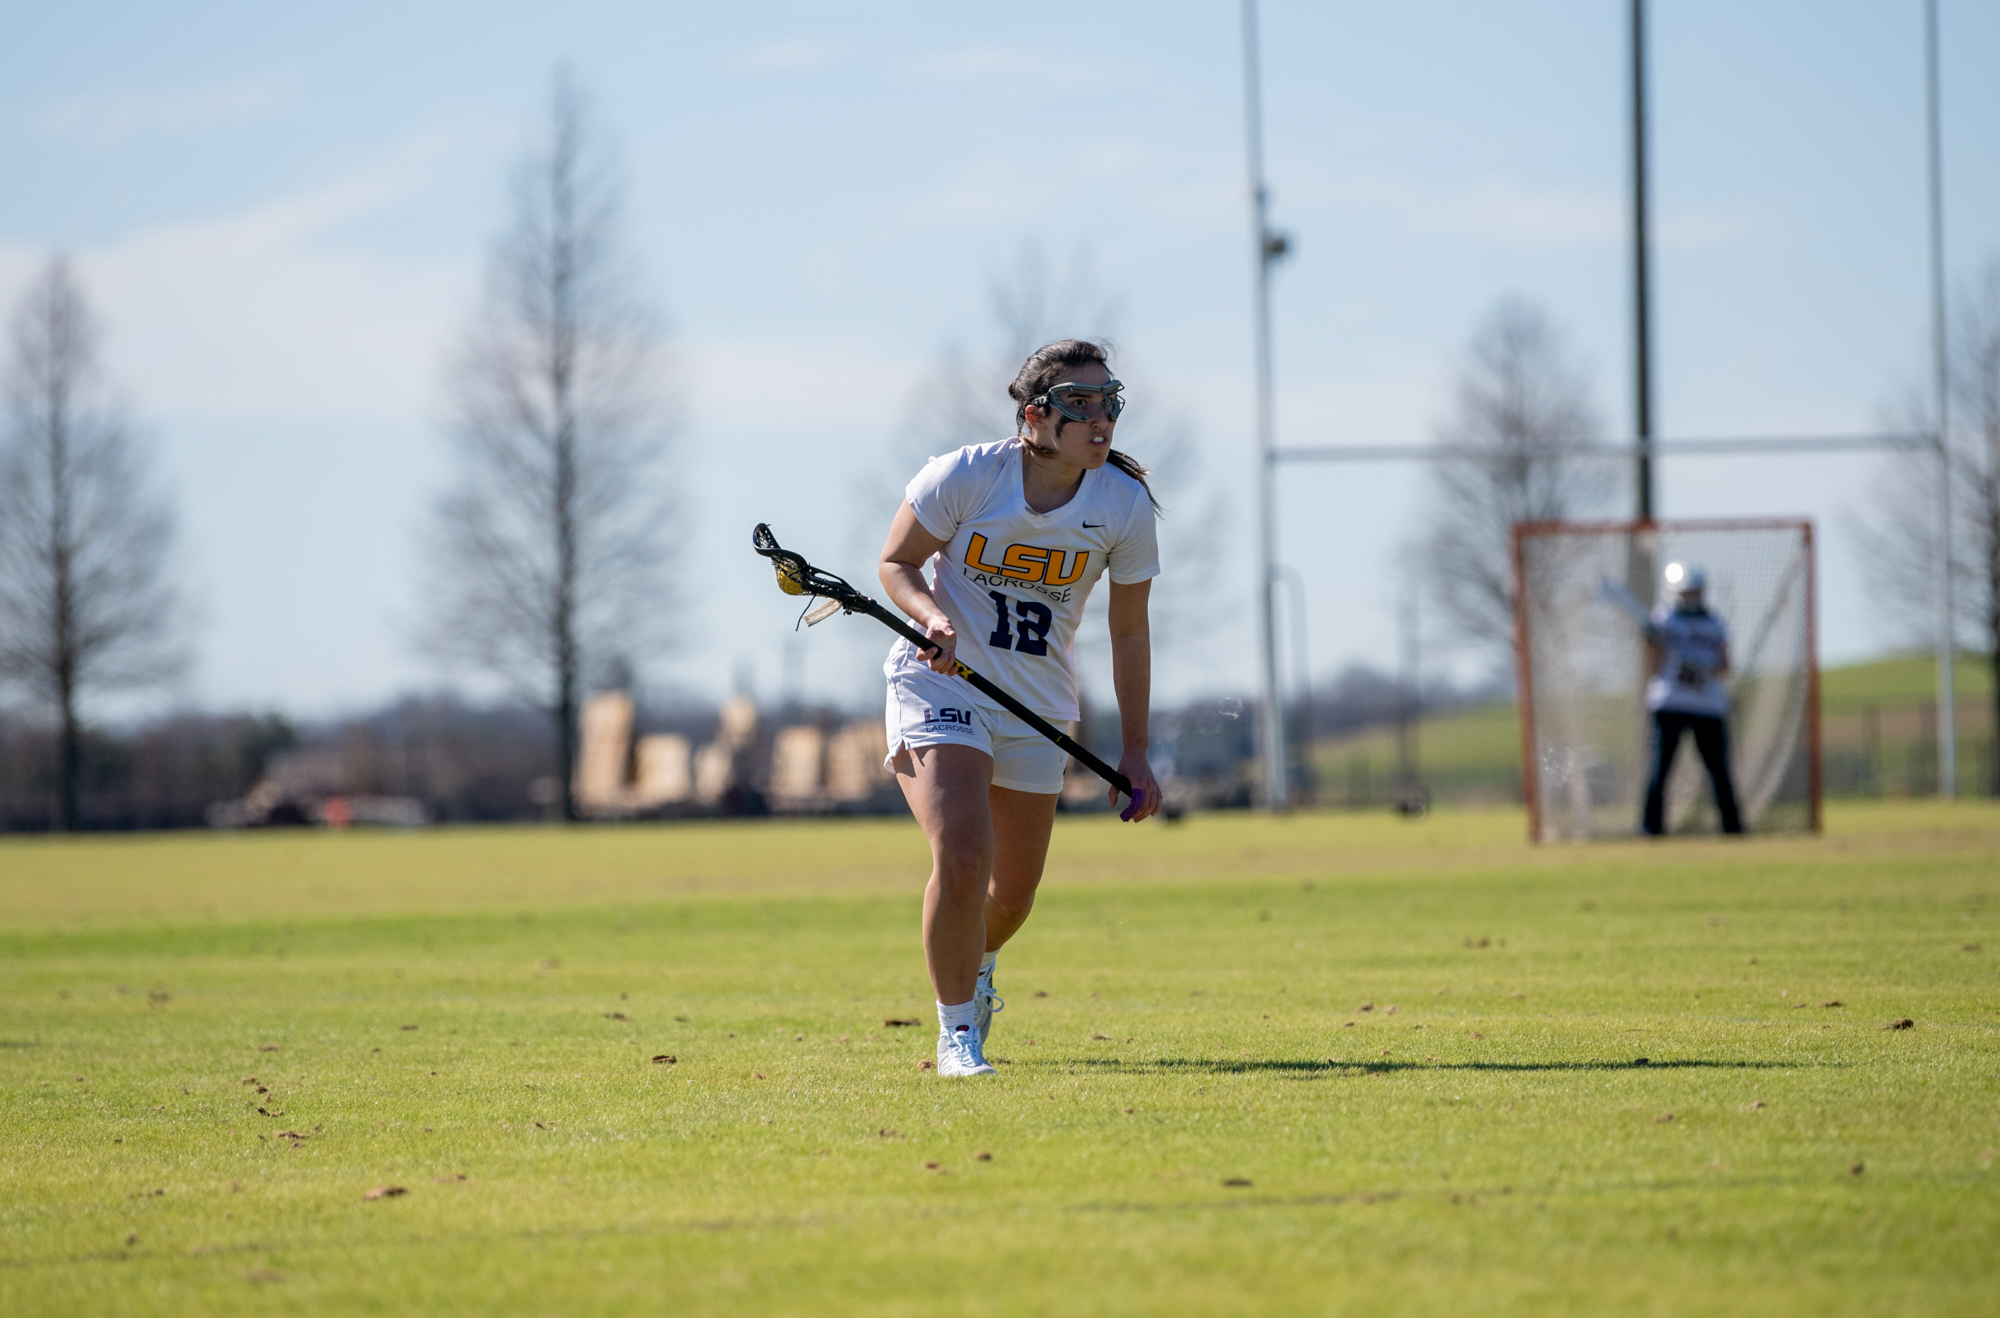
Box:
[1597,576,1655,631]
[1599,576,1713,684]
[751,524,1146,821]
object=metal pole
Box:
[1274,563,1314,796]
[1242,0,1289,810]
[1925,0,1957,798]
[1397,584,1418,795]
[1630,0,1655,521]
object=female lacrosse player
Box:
[879,339,1162,1077]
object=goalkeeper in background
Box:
[1641,564,1744,835]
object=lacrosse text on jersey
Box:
[963,533,1089,595]
[885,438,1160,723]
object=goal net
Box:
[1511,518,1820,842]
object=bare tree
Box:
[0,257,185,831]
[424,73,677,822]
[1854,255,2000,792]
[1419,296,1615,657]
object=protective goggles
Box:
[1033,379,1126,423]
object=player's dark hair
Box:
[1008,339,1159,512]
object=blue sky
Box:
[2,1,1996,716]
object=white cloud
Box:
[1311,172,1753,250]
[38,72,299,150]
[1414,180,1624,244]
[907,142,1149,224]
[737,40,833,74]
[1144,175,1243,224]
[915,168,1059,223]
[914,45,1035,80]
[1275,362,1449,449]
[0,134,475,425]
[682,333,924,432]
[1656,211,1756,247]
[912,44,1146,85]
[731,38,1141,87]
[1415,181,1753,249]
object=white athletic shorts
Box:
[883,660,1068,794]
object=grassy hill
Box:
[1822,653,1992,707]
[1311,654,1995,806]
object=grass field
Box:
[3,804,1998,1315]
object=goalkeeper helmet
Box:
[1665,562,1708,612]
[1663,562,1706,593]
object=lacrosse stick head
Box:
[751,523,868,624]
[752,523,814,596]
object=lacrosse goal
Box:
[1511,518,1820,842]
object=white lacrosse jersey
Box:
[1647,606,1730,717]
[887,437,1160,722]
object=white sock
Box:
[937,999,977,1035]
[978,951,997,975]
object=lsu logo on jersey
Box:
[965,533,1088,586]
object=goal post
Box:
[1511,518,1821,842]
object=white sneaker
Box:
[975,962,1004,1046]
[936,1025,997,1077]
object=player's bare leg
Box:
[978,784,1058,1043]
[894,742,993,1004]
[984,784,1058,951]
[893,741,998,1074]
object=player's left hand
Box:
[1113,750,1162,823]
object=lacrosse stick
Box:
[751,523,1145,821]
[1597,576,1656,632]
[1599,576,1713,684]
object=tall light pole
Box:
[1630,0,1656,521]
[1924,0,1957,798]
[1242,0,1291,809]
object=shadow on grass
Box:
[1072,1188,1404,1215]
[1012,1056,1810,1076]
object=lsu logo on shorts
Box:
[924,707,975,726]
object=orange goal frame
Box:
[1509,517,1821,843]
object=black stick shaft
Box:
[851,598,1134,798]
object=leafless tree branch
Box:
[1853,254,2000,791]
[0,257,186,830]
[422,70,679,820]
[1419,296,1616,660]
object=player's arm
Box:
[1714,639,1730,679]
[878,503,956,674]
[1107,579,1162,821]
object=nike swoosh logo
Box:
[1082,521,1104,528]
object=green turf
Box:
[3,805,1997,1315]
[1819,653,1991,708]
[1311,700,1523,800]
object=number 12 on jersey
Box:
[987,591,1052,656]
